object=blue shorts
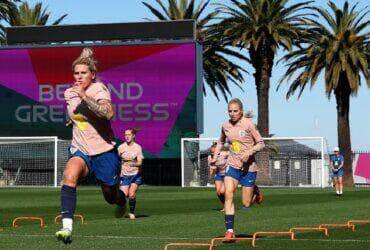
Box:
[214,173,225,182]
[333,168,344,177]
[69,147,120,186]
[120,174,143,186]
[225,166,257,187]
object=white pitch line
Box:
[1,234,370,243]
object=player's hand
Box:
[70,84,86,98]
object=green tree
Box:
[217,0,312,136]
[143,0,248,101]
[279,1,369,185]
[1,1,67,44]
[0,0,17,44]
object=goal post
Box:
[181,137,331,188]
[0,136,60,187]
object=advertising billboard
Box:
[0,42,202,158]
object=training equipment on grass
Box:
[209,237,252,249]
[319,223,355,232]
[164,242,211,250]
[252,231,294,247]
[54,214,86,225]
[0,136,69,187]
[12,216,45,228]
[181,137,330,188]
[290,227,329,239]
[347,219,370,231]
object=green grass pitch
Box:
[1,187,369,249]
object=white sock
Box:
[339,191,343,194]
[227,229,234,233]
[62,218,73,231]
[336,190,339,194]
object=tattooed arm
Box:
[82,96,114,120]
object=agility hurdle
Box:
[209,237,252,250]
[289,227,328,239]
[54,214,86,225]
[319,223,355,232]
[252,231,294,247]
[347,219,370,231]
[12,216,45,228]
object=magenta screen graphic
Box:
[0,43,199,157]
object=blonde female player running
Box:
[212,98,265,241]
[208,143,228,210]
[56,48,126,244]
[118,128,144,220]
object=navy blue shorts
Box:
[214,173,225,182]
[333,168,344,177]
[68,147,120,186]
[225,166,257,187]
[120,174,143,186]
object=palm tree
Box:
[279,1,369,185]
[0,0,17,44]
[143,0,248,101]
[217,0,313,136]
[0,1,67,44]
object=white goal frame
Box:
[0,136,58,187]
[181,136,329,188]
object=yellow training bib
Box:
[232,140,241,154]
[71,114,88,130]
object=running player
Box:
[56,48,126,244]
[208,142,228,210]
[330,147,344,196]
[212,98,265,241]
[118,128,144,220]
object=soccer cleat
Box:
[55,228,72,244]
[254,185,263,204]
[128,213,136,220]
[219,208,225,212]
[222,230,236,243]
[115,204,126,218]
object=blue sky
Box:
[14,0,370,151]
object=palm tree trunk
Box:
[334,75,354,186]
[250,44,273,137]
[250,44,274,185]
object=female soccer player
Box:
[212,98,265,241]
[56,48,126,244]
[118,128,144,220]
[330,147,344,196]
[208,142,228,210]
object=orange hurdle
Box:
[12,216,45,228]
[164,242,210,250]
[209,237,252,250]
[252,231,294,247]
[54,214,86,225]
[319,223,355,232]
[347,219,370,231]
[289,227,329,239]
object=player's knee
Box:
[216,190,224,196]
[63,172,78,186]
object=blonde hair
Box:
[72,48,98,74]
[228,98,244,110]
